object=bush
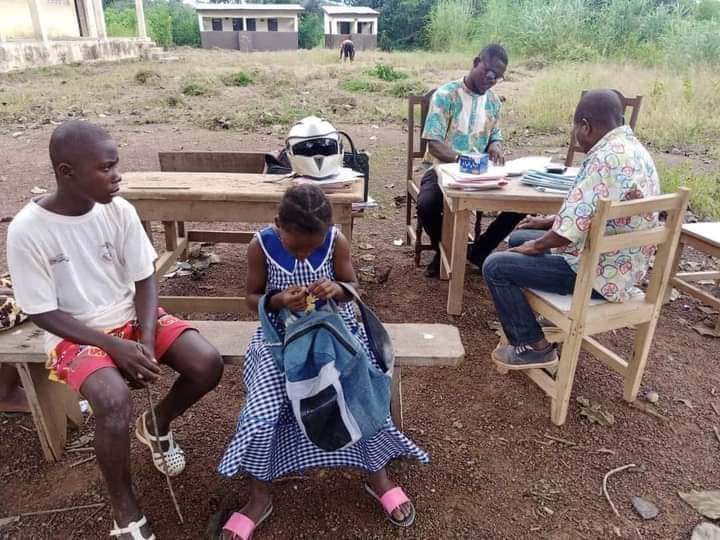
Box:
[340,77,384,93]
[367,63,407,81]
[181,79,215,96]
[134,69,161,84]
[221,71,254,87]
[385,79,426,97]
[105,0,199,47]
[298,13,324,49]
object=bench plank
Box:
[0,321,464,367]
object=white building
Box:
[321,5,378,50]
[194,3,304,51]
[0,0,153,72]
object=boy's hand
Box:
[509,240,544,256]
[517,215,553,230]
[309,279,342,301]
[106,338,161,386]
[487,141,505,166]
[279,286,308,312]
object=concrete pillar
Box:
[135,0,147,39]
[92,0,107,38]
[197,14,204,33]
[27,0,49,43]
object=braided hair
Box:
[278,184,333,235]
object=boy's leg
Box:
[416,168,443,276]
[0,364,29,413]
[80,367,152,537]
[507,229,545,249]
[149,329,223,437]
[469,212,527,268]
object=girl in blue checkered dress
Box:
[217,185,428,539]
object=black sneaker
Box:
[467,245,491,270]
[424,252,440,278]
[491,343,559,370]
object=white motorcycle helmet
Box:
[286,116,343,179]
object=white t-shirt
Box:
[6,197,157,353]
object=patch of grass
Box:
[134,69,161,85]
[164,95,184,108]
[221,71,254,87]
[181,78,216,97]
[658,163,720,220]
[385,79,426,98]
[367,63,408,82]
[341,77,384,93]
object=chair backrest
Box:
[567,188,690,323]
[158,151,266,173]
[407,89,436,181]
[564,91,643,167]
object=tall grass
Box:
[427,0,720,66]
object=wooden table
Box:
[438,170,566,315]
[669,222,720,331]
[120,171,363,313]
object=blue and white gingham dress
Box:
[218,226,429,481]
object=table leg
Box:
[439,196,454,281]
[446,209,471,315]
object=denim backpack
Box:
[259,283,393,452]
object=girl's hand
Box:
[279,286,308,312]
[308,279,342,301]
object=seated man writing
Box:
[483,90,660,369]
[7,121,223,540]
[417,43,525,277]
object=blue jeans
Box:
[482,230,578,346]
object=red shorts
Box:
[49,309,194,392]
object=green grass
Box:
[220,71,254,87]
[134,69,161,85]
[367,63,408,82]
[658,163,720,220]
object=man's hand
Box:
[106,338,161,387]
[509,240,545,256]
[517,215,555,230]
[308,279,342,301]
[487,141,505,166]
[279,286,308,312]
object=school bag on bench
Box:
[259,283,393,452]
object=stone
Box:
[632,496,659,520]
[692,522,720,540]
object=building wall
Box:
[323,14,377,35]
[0,37,152,72]
[197,11,298,33]
[200,30,298,51]
[326,33,377,50]
[0,0,82,40]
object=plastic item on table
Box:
[458,153,489,175]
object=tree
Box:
[298,13,324,48]
[354,0,434,50]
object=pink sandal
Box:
[364,483,416,528]
[221,505,273,540]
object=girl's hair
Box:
[278,184,333,234]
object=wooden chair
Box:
[564,91,643,167]
[496,188,689,426]
[406,90,436,265]
[668,222,720,333]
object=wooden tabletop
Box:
[682,222,720,248]
[120,172,364,203]
[438,168,567,204]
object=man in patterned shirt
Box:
[483,90,660,369]
[417,43,525,277]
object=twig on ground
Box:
[274,475,309,484]
[630,401,667,421]
[602,463,637,517]
[543,433,577,446]
[145,386,184,524]
[16,424,34,433]
[68,503,105,539]
[0,502,105,521]
[711,402,720,417]
[713,426,720,445]
[66,447,95,453]
[69,455,96,468]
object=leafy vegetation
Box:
[221,71,254,87]
[367,63,408,81]
[298,13,324,49]
[105,0,200,47]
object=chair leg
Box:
[663,241,684,304]
[414,216,424,267]
[390,366,403,430]
[550,326,584,426]
[474,211,484,242]
[623,319,659,402]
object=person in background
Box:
[340,38,355,62]
[417,43,526,277]
[483,90,660,370]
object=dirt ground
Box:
[1,59,720,540]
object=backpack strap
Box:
[337,282,394,375]
[258,291,286,371]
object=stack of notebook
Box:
[521,169,579,193]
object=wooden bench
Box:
[0,321,464,462]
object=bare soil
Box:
[1,72,719,540]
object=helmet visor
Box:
[291,137,339,157]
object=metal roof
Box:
[194,3,304,12]
[321,6,379,15]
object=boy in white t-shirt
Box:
[6,121,223,540]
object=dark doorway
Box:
[268,18,278,32]
[339,21,351,34]
[211,18,223,31]
[246,18,257,31]
[232,18,243,31]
